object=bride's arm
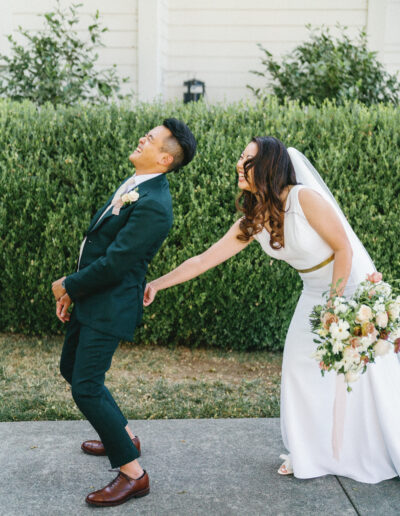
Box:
[298,189,353,297]
[143,219,252,305]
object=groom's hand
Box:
[56,293,72,323]
[52,276,66,300]
[143,283,157,306]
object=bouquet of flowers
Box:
[310,272,400,391]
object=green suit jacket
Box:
[65,174,173,341]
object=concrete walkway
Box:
[0,419,398,516]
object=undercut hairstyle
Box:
[162,118,197,172]
[236,136,298,249]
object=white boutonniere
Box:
[121,188,140,205]
[112,188,140,215]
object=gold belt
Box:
[296,254,335,274]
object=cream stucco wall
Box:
[0,0,399,103]
[384,0,400,74]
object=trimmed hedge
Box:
[0,98,399,350]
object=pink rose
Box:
[388,303,400,321]
[366,272,383,284]
[319,361,329,371]
[343,346,360,362]
[321,312,338,330]
[350,337,361,348]
[374,339,391,356]
[355,305,373,323]
[375,312,388,329]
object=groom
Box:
[51,118,196,507]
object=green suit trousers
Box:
[60,310,139,468]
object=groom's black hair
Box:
[162,118,197,172]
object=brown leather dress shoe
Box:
[81,436,141,457]
[86,470,150,507]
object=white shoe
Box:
[277,454,293,475]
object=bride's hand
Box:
[143,282,158,306]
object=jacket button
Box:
[88,240,92,243]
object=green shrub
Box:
[249,25,400,106]
[0,98,399,350]
[0,2,129,105]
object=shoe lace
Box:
[108,469,133,484]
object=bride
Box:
[143,136,400,483]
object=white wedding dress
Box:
[254,184,400,483]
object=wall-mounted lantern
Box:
[183,79,205,103]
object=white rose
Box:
[343,346,360,362]
[330,320,350,341]
[127,190,139,202]
[375,311,388,328]
[341,346,362,373]
[355,304,373,323]
[388,303,400,321]
[374,339,391,357]
[121,193,130,203]
[334,303,348,314]
[345,371,360,383]
[349,300,357,308]
[358,336,373,353]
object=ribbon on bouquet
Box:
[332,374,347,460]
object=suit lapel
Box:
[86,176,133,233]
[87,174,168,234]
[86,198,112,233]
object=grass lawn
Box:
[0,334,282,422]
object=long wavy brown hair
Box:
[236,137,297,249]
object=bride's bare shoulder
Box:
[298,186,325,204]
[298,187,334,221]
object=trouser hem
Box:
[109,448,140,469]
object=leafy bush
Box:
[0,2,129,105]
[249,25,400,106]
[0,98,399,351]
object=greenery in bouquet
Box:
[310,273,400,391]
